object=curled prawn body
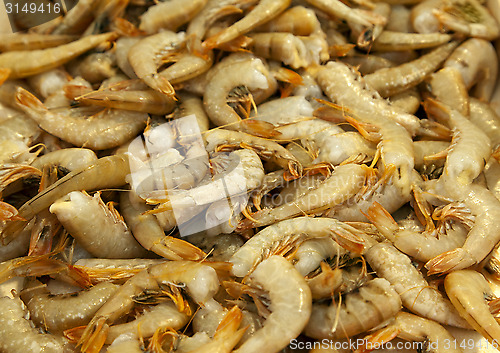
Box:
[120,190,207,261]
[366,201,470,262]
[425,184,500,274]
[433,0,500,40]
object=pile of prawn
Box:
[2,0,500,352]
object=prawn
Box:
[202,0,291,51]
[203,128,302,178]
[433,0,500,40]
[237,164,369,230]
[304,278,401,339]
[0,296,72,353]
[363,41,458,97]
[366,200,471,262]
[232,256,312,353]
[427,67,469,117]
[443,38,498,101]
[1,154,131,244]
[119,190,206,260]
[139,0,208,34]
[127,30,183,96]
[247,32,329,69]
[371,31,453,51]
[231,216,367,277]
[186,0,257,54]
[254,5,323,36]
[445,270,500,345]
[203,55,277,133]
[16,87,148,150]
[0,33,77,52]
[70,86,177,115]
[78,260,220,353]
[49,191,150,259]
[305,0,387,28]
[358,311,464,353]
[129,31,213,97]
[365,241,470,328]
[31,148,98,173]
[104,301,190,344]
[21,280,119,333]
[425,184,500,274]
[0,32,115,79]
[316,61,417,195]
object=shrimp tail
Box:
[15,87,49,115]
[150,236,206,261]
[425,248,475,275]
[354,325,401,353]
[364,202,398,240]
[78,316,109,353]
[0,68,10,85]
